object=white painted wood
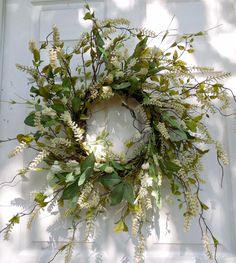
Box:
[31,0,104,5]
[39,3,105,41]
[0,0,6,97]
[1,0,236,262]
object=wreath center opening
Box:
[86,94,150,162]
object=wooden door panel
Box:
[0,0,236,262]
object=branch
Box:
[0,137,17,143]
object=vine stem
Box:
[0,174,20,187]
[0,137,17,143]
[81,51,87,89]
[0,204,38,235]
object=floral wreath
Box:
[0,5,234,263]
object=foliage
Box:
[0,4,234,263]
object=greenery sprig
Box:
[0,4,234,263]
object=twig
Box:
[0,138,17,143]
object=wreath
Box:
[0,5,234,263]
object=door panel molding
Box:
[0,0,6,97]
[31,0,104,6]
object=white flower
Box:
[111,58,120,68]
[115,71,124,78]
[157,122,170,140]
[128,58,136,67]
[28,40,36,53]
[42,106,57,117]
[134,132,142,140]
[94,162,102,172]
[202,233,213,259]
[28,150,49,170]
[65,172,75,183]
[102,86,112,94]
[61,97,68,104]
[67,160,79,167]
[61,111,71,122]
[49,49,57,68]
[61,113,84,142]
[101,86,114,100]
[83,134,107,162]
[141,162,149,170]
[8,141,28,158]
[104,166,114,173]
[74,166,81,175]
[141,172,153,187]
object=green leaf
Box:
[83,46,90,53]
[111,183,124,205]
[132,37,148,58]
[34,192,48,207]
[162,113,181,129]
[34,104,42,112]
[78,153,95,186]
[51,84,63,93]
[39,86,51,99]
[40,42,47,49]
[129,76,139,84]
[72,97,81,113]
[193,115,203,122]
[51,103,66,113]
[200,201,209,211]
[83,11,94,20]
[187,49,194,54]
[123,182,134,204]
[212,236,219,247]
[33,131,41,141]
[164,160,181,172]
[30,86,39,95]
[96,32,105,48]
[24,112,35,127]
[61,182,80,200]
[86,209,95,218]
[170,41,177,48]
[81,153,95,173]
[100,173,122,187]
[173,50,178,61]
[169,129,187,142]
[195,148,209,155]
[195,31,204,36]
[85,60,92,67]
[161,30,169,43]
[188,178,196,184]
[44,119,57,127]
[78,167,93,186]
[111,160,124,170]
[9,215,20,224]
[113,219,128,233]
[98,46,107,58]
[113,82,130,90]
[177,45,185,50]
[17,134,34,143]
[186,120,197,132]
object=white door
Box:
[1,0,236,262]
